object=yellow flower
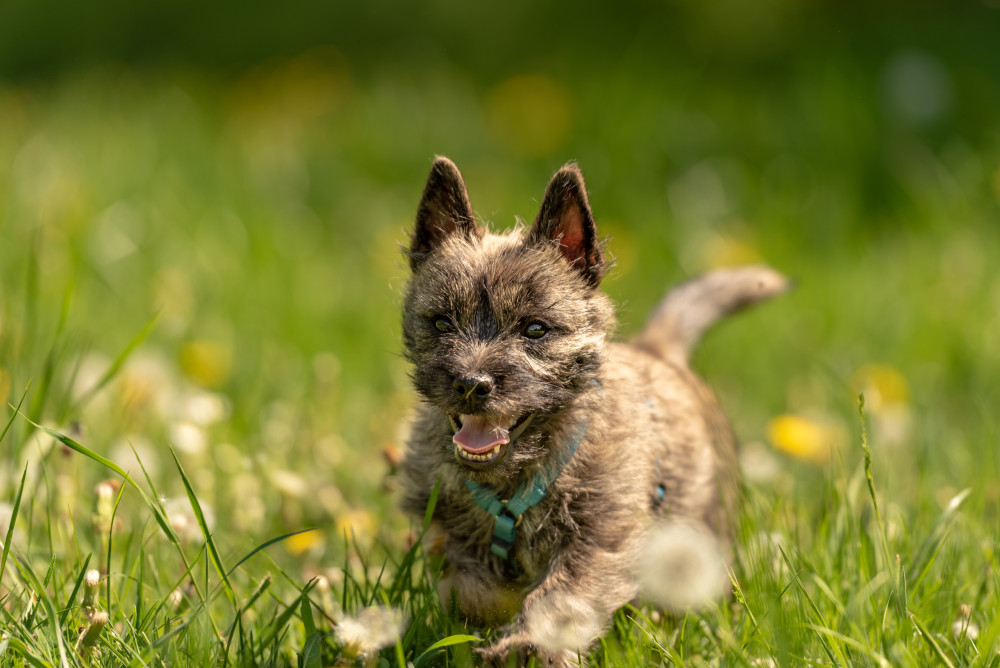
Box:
[335,509,376,546]
[851,364,910,412]
[179,340,232,388]
[703,233,762,269]
[851,364,913,447]
[285,529,323,556]
[767,414,840,464]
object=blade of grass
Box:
[26,284,72,432]
[1,384,30,444]
[106,479,128,611]
[802,624,890,666]
[859,395,891,566]
[19,416,179,545]
[18,416,225,642]
[225,528,317,578]
[8,550,71,668]
[412,635,483,668]
[778,546,844,668]
[299,596,322,668]
[423,475,442,532]
[0,463,27,590]
[0,634,54,668]
[261,580,317,649]
[908,610,956,668]
[859,394,906,623]
[57,554,93,628]
[62,311,160,420]
[224,575,272,639]
[908,488,971,594]
[169,447,237,609]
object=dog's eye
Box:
[434,317,455,333]
[524,322,548,339]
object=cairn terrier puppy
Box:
[399,157,787,665]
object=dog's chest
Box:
[437,481,567,582]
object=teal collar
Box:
[465,420,589,559]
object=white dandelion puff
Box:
[633,518,729,613]
[523,591,603,654]
[335,605,406,655]
[952,604,979,641]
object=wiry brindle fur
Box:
[399,157,788,666]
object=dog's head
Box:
[402,158,614,482]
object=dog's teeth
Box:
[457,444,503,462]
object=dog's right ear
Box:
[409,157,481,270]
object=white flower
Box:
[336,606,406,654]
[181,390,230,426]
[952,604,979,641]
[951,619,979,641]
[162,496,214,543]
[524,591,603,653]
[169,421,207,455]
[739,441,781,484]
[633,518,729,613]
[271,469,308,498]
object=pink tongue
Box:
[453,415,510,454]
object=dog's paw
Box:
[477,635,576,667]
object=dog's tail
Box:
[633,265,790,366]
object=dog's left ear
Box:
[528,163,605,286]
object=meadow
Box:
[2,4,1000,665]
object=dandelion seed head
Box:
[335,606,406,654]
[167,589,183,609]
[633,518,729,613]
[951,619,979,641]
[952,604,979,640]
[523,591,602,653]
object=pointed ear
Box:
[528,163,605,286]
[409,157,481,270]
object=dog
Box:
[398,157,787,665]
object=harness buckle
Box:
[491,511,518,559]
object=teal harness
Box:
[464,420,589,559]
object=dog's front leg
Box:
[479,541,639,667]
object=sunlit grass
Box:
[1,57,999,666]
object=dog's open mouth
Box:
[449,413,534,466]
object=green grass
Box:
[2,40,1000,667]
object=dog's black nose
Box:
[453,377,493,400]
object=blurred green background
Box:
[2,0,999,560]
